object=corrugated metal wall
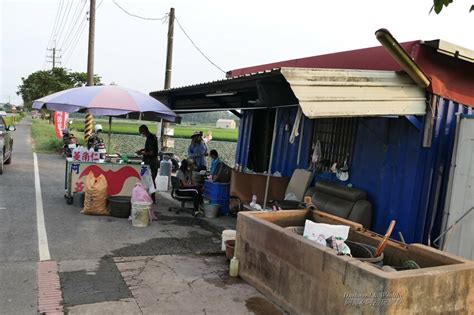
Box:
[234,99,472,244]
[270,108,313,176]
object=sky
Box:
[1,0,474,105]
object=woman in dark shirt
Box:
[176,159,202,215]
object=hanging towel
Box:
[289,107,303,144]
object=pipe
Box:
[375,28,431,88]
[263,108,279,209]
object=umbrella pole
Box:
[263,108,279,210]
[108,116,112,154]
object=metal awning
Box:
[150,67,426,118]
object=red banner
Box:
[54,111,68,139]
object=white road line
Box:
[33,152,51,261]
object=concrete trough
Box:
[235,210,474,315]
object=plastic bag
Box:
[131,183,153,205]
[303,220,350,247]
[140,168,157,194]
[82,172,109,215]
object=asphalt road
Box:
[0,118,37,314]
[0,118,223,313]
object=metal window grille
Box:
[311,118,357,172]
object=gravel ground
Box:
[110,134,237,167]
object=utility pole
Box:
[46,47,61,69]
[85,0,96,141]
[160,7,175,151]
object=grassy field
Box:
[70,119,238,142]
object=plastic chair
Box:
[169,176,194,214]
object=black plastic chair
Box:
[169,176,194,214]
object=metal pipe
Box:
[375,28,431,88]
[263,108,279,209]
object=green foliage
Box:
[432,0,473,13]
[16,67,101,110]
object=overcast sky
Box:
[1,0,474,105]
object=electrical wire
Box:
[63,0,104,66]
[46,0,64,49]
[175,17,226,74]
[54,0,74,50]
[112,0,167,21]
[59,0,87,51]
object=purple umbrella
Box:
[32,85,177,122]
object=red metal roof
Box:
[228,41,474,108]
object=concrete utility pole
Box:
[85,0,96,141]
[46,47,61,69]
[160,7,175,151]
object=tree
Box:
[432,0,474,13]
[17,67,101,110]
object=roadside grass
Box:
[4,115,23,126]
[70,119,238,142]
[31,119,85,153]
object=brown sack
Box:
[82,172,109,215]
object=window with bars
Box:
[311,118,357,172]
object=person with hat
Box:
[187,131,208,171]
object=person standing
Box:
[187,131,208,171]
[136,125,158,202]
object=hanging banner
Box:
[54,111,69,139]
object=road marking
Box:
[33,152,51,261]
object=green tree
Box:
[17,67,101,110]
[432,0,474,13]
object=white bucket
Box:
[131,203,150,227]
[221,229,236,251]
[155,175,168,192]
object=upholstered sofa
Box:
[305,180,373,229]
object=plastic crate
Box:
[213,199,230,216]
[203,181,230,200]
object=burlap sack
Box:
[81,172,109,215]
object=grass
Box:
[3,114,23,126]
[30,119,86,153]
[70,118,238,142]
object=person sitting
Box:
[209,149,222,180]
[176,159,202,216]
[87,124,104,150]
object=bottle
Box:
[229,256,239,277]
[250,194,257,208]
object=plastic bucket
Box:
[131,203,150,227]
[225,240,235,260]
[346,241,384,266]
[155,175,168,191]
[204,203,220,218]
[108,196,131,218]
[221,229,236,251]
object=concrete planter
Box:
[235,210,474,315]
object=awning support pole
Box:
[263,108,279,209]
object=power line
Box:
[55,0,74,49]
[63,0,104,66]
[112,0,167,21]
[60,0,88,53]
[54,0,74,50]
[46,0,64,49]
[58,0,87,51]
[175,17,226,74]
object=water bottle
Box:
[229,256,239,277]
